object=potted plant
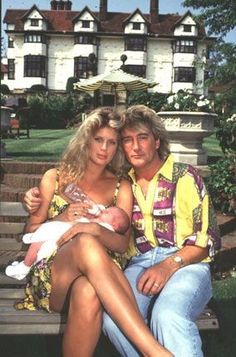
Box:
[158,90,217,165]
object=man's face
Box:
[121,126,160,170]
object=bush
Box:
[128,91,168,112]
[0,84,10,95]
[206,155,236,215]
[29,85,47,93]
[66,77,78,93]
[27,93,93,129]
[215,113,236,154]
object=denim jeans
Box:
[103,246,212,357]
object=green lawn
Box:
[3,129,223,162]
[201,276,236,357]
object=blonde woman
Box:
[20,107,172,357]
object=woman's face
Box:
[89,126,119,167]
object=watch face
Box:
[174,256,182,263]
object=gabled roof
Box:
[3,8,206,37]
[72,6,99,24]
[20,5,48,22]
[172,10,198,30]
[123,8,150,24]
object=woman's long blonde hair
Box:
[58,107,125,187]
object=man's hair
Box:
[121,105,170,160]
[59,107,125,187]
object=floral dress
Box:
[15,177,123,312]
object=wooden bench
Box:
[0,201,220,335]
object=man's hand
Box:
[137,258,177,296]
[23,187,42,214]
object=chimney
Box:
[150,0,159,22]
[50,1,57,10]
[50,1,72,10]
[99,0,108,21]
[65,1,72,10]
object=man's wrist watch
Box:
[170,255,184,268]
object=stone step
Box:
[0,161,56,175]
[2,173,42,190]
[0,184,26,202]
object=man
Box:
[102,105,220,357]
[24,105,220,356]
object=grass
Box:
[201,276,236,357]
[3,129,223,162]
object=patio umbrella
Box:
[73,68,157,105]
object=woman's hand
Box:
[62,202,93,222]
[23,187,42,214]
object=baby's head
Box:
[99,206,130,234]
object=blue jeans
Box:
[103,246,212,357]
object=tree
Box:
[183,0,236,38]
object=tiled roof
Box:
[3,8,206,37]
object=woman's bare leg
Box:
[50,235,172,357]
[63,276,102,357]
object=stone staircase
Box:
[0,161,56,202]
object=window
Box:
[174,67,196,82]
[8,38,14,48]
[24,55,46,77]
[81,20,90,28]
[24,34,46,43]
[183,24,192,32]
[74,35,96,45]
[74,56,90,78]
[175,40,196,53]
[125,37,146,51]
[30,19,39,27]
[125,65,146,78]
[133,23,141,30]
[8,59,15,79]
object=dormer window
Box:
[30,19,39,27]
[125,37,146,51]
[133,23,141,30]
[82,20,90,28]
[183,24,192,32]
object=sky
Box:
[1,0,236,45]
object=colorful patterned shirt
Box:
[125,155,221,262]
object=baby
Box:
[5,205,130,280]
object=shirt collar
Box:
[128,154,174,183]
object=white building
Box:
[2,0,212,101]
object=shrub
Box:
[66,77,78,93]
[128,91,168,112]
[215,113,236,154]
[206,155,236,215]
[0,84,10,95]
[29,84,47,93]
[27,93,93,129]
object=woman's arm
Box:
[24,169,57,233]
[58,179,133,254]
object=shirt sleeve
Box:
[175,168,221,258]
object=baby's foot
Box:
[5,261,31,280]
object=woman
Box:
[21,107,172,357]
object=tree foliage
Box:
[183,0,236,38]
